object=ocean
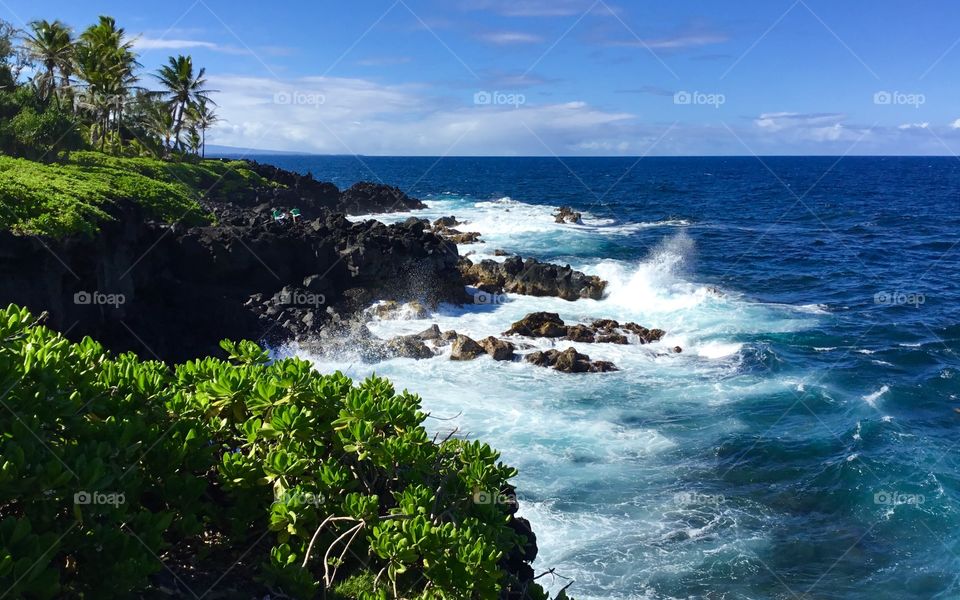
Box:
[245,155,960,599]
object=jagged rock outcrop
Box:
[0,194,464,362]
[225,160,428,217]
[339,182,426,215]
[459,256,606,301]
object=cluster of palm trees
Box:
[22,16,218,157]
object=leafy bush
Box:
[0,304,208,598]
[0,305,552,599]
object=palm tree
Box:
[185,126,202,156]
[185,97,218,158]
[73,16,139,151]
[24,20,73,103]
[154,55,214,150]
[139,94,175,157]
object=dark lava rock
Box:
[479,336,516,361]
[339,182,426,215]
[524,347,619,373]
[553,206,582,224]
[459,255,606,301]
[504,312,567,338]
[0,181,461,363]
[433,216,461,229]
[565,324,596,343]
[443,231,483,245]
[384,335,435,359]
[596,333,629,345]
[450,334,485,360]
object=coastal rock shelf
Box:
[504,312,668,345]
[459,256,607,301]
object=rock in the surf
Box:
[504,312,568,338]
[565,324,596,343]
[450,334,485,360]
[524,347,619,373]
[432,216,462,229]
[479,336,516,361]
[553,206,582,224]
[384,335,436,359]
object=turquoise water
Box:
[249,155,960,599]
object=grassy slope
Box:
[0,152,275,237]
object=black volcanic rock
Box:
[339,182,426,215]
[524,347,619,373]
[460,255,606,301]
[0,195,463,363]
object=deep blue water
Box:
[246,155,960,599]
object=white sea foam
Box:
[863,385,890,407]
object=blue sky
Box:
[6,0,960,155]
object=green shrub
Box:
[0,153,275,237]
[0,304,208,598]
[0,305,554,599]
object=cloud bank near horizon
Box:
[207,75,960,156]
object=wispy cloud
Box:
[476,31,544,45]
[133,37,220,51]
[207,74,637,155]
[133,36,252,55]
[754,112,853,142]
[608,32,727,50]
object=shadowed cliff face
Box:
[0,199,464,363]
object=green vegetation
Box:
[0,14,275,237]
[0,304,551,599]
[0,151,274,236]
[0,14,218,161]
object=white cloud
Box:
[132,36,255,56]
[610,33,727,50]
[206,75,638,156]
[898,122,929,130]
[754,112,853,141]
[133,37,219,50]
[950,118,960,129]
[476,31,544,45]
